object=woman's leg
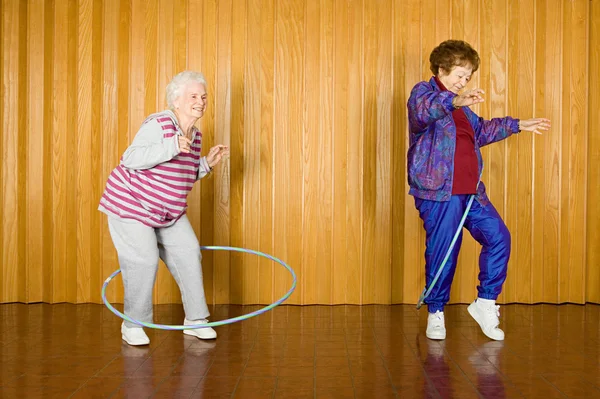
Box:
[107,217,160,328]
[415,195,469,313]
[464,199,510,341]
[464,200,511,300]
[156,215,210,320]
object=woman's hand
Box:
[518,118,551,135]
[452,88,485,108]
[206,144,230,168]
[178,136,192,153]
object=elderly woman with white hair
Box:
[98,71,229,346]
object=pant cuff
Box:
[477,292,499,300]
[427,303,445,313]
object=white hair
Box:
[165,71,207,109]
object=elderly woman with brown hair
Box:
[407,40,550,341]
[99,71,229,346]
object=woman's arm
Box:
[470,114,520,147]
[120,119,180,169]
[407,82,457,133]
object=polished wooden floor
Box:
[1,303,599,398]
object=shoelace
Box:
[482,305,501,328]
[430,311,444,328]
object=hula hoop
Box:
[101,246,297,330]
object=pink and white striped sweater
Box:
[98,110,211,227]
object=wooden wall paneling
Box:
[588,0,600,303]
[258,0,275,305]
[509,0,535,304]
[89,0,104,303]
[230,0,246,304]
[390,0,407,304]
[273,0,305,305]
[532,0,546,303]
[76,0,93,303]
[561,0,587,303]
[0,0,597,306]
[243,0,261,305]
[372,0,393,304]
[541,0,561,302]
[1,0,25,302]
[42,0,55,303]
[213,0,233,304]
[332,0,349,304]
[400,0,424,305]
[50,0,69,303]
[362,0,378,304]
[26,0,45,303]
[303,0,334,304]
[303,0,320,304]
[345,0,364,304]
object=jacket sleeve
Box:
[120,118,180,170]
[197,156,212,180]
[407,82,457,134]
[470,112,520,147]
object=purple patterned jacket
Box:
[407,77,520,205]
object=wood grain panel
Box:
[26,0,45,302]
[345,0,364,304]
[399,0,425,305]
[1,0,24,302]
[390,0,404,303]
[588,0,600,303]
[274,0,304,305]
[243,0,261,305]
[541,0,561,302]
[509,0,535,303]
[1,0,597,306]
[258,0,275,305]
[562,0,587,303]
[230,0,245,304]
[332,0,349,303]
[50,0,69,303]
[213,0,232,304]
[76,0,93,303]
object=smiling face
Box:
[173,81,207,120]
[437,65,473,94]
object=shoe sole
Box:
[426,332,446,340]
[467,304,504,341]
[183,330,217,340]
[121,336,150,346]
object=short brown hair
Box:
[429,40,480,75]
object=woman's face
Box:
[174,81,207,120]
[438,65,473,94]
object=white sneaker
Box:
[183,318,217,340]
[121,322,150,346]
[467,298,505,341]
[426,311,446,340]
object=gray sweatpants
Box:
[107,215,210,328]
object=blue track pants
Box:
[414,195,511,313]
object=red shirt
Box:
[434,77,479,194]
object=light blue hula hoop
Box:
[101,246,297,330]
